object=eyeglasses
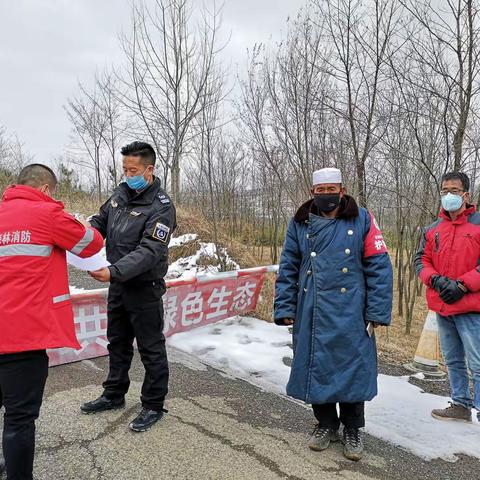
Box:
[440,189,465,196]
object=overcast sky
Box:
[0,0,304,166]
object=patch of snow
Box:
[167,316,291,395]
[168,233,198,247]
[168,316,480,462]
[69,286,107,296]
[166,240,239,280]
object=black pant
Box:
[312,402,365,429]
[0,350,48,480]
[102,282,169,411]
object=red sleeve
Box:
[363,212,388,258]
[459,266,480,293]
[51,209,104,258]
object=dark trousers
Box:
[102,282,169,411]
[0,350,48,480]
[312,402,365,430]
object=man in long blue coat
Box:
[274,167,393,461]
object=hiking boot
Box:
[343,428,364,461]
[308,425,339,451]
[431,402,471,422]
[129,407,166,432]
[80,395,125,414]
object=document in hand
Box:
[66,250,110,271]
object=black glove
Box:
[431,275,450,292]
[439,279,468,304]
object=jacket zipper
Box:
[111,208,125,243]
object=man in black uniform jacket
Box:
[81,142,176,432]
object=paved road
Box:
[0,346,477,480]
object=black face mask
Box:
[313,193,341,212]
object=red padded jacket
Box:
[0,185,104,354]
[415,205,480,315]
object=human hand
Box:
[281,318,295,326]
[431,275,450,293]
[439,279,467,304]
[89,267,111,282]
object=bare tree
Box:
[95,71,127,188]
[120,0,225,202]
[401,0,480,170]
[65,83,108,200]
[316,0,400,207]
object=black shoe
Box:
[129,407,166,432]
[308,425,339,451]
[0,455,5,476]
[343,427,364,461]
[80,395,125,414]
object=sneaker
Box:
[308,425,339,451]
[431,402,471,423]
[343,428,364,461]
[80,395,125,414]
[129,407,166,432]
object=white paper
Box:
[67,250,110,271]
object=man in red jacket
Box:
[415,171,480,423]
[0,164,104,480]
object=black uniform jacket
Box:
[90,177,176,287]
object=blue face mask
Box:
[125,168,149,190]
[441,193,464,212]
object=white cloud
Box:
[0,0,304,165]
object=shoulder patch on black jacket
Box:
[152,222,170,243]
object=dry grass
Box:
[62,193,102,215]
[175,207,258,268]
[168,240,201,264]
[376,286,428,364]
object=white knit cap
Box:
[312,167,342,186]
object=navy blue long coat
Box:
[274,196,393,404]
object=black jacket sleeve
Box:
[108,202,176,283]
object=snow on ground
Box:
[167,316,480,463]
[168,233,198,248]
[166,237,239,280]
[168,316,291,395]
[69,286,106,295]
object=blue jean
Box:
[437,313,480,410]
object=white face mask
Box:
[441,193,465,212]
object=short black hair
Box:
[121,141,156,166]
[17,164,58,190]
[441,171,470,192]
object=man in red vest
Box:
[0,164,104,480]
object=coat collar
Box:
[439,204,477,224]
[1,184,64,207]
[294,194,359,223]
[117,177,162,205]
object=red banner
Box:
[47,267,273,367]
